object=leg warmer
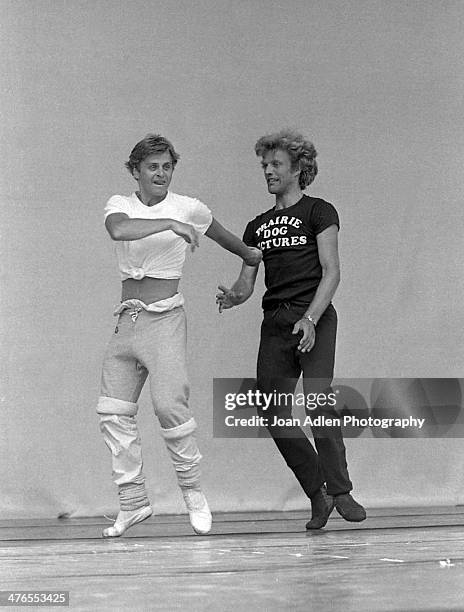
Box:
[160,418,202,489]
[118,476,150,511]
[97,396,144,486]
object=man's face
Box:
[133,151,175,202]
[260,149,300,195]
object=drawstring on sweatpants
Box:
[129,308,142,322]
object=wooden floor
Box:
[1,507,463,611]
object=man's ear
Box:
[132,166,140,180]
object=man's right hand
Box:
[216,285,242,313]
[171,221,200,251]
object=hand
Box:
[292,318,316,353]
[243,247,262,266]
[216,285,242,313]
[171,221,200,252]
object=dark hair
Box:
[255,129,318,189]
[125,134,180,174]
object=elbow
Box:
[107,224,124,241]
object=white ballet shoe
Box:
[102,506,153,538]
[182,489,212,535]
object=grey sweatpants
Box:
[96,302,201,492]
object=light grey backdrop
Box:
[1,0,463,518]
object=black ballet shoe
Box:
[334,493,366,522]
[306,486,335,530]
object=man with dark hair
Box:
[217,129,365,529]
[97,134,261,537]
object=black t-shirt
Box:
[243,195,339,310]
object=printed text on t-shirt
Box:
[255,215,307,252]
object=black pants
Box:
[257,302,352,498]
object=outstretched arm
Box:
[205,218,262,266]
[216,261,260,312]
[105,213,199,250]
[293,224,340,352]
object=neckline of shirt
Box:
[271,194,309,215]
[131,191,172,207]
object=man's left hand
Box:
[292,318,316,353]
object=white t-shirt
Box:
[104,191,213,280]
